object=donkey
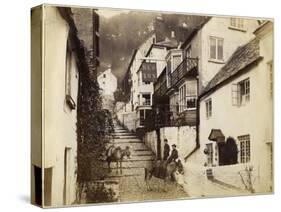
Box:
[144,159,184,192]
[106,145,131,174]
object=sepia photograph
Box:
[31,4,274,208]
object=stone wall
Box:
[144,126,198,193]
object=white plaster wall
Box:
[199,38,273,193]
[97,69,117,96]
[43,6,78,206]
[199,17,259,90]
[144,131,157,154]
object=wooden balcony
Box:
[170,57,198,88]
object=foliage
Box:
[239,166,256,193]
[113,88,129,102]
[76,71,114,202]
[86,183,118,203]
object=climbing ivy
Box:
[76,69,114,202]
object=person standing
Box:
[163,139,170,161]
[167,144,178,164]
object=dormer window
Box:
[230,18,245,31]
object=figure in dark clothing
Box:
[163,139,170,161]
[167,144,178,164]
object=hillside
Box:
[99,10,208,84]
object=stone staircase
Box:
[106,121,155,174]
[104,120,156,200]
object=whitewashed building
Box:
[190,21,273,197]
[154,17,259,127]
[31,6,99,207]
[98,68,117,110]
[98,68,117,96]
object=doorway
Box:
[44,167,53,206]
[63,147,72,205]
[156,129,161,160]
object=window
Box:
[230,18,244,29]
[142,93,151,106]
[65,43,76,110]
[179,84,186,113]
[143,81,151,85]
[140,109,145,126]
[205,99,212,118]
[268,61,273,98]
[186,80,197,109]
[239,78,250,105]
[186,45,192,58]
[232,78,250,106]
[179,81,197,112]
[103,74,106,78]
[239,135,250,163]
[210,37,224,61]
[65,50,72,96]
[172,55,182,72]
[206,143,214,165]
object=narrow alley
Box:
[105,120,188,202]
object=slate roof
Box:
[200,38,262,97]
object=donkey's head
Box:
[175,159,184,174]
[123,146,131,159]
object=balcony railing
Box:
[141,104,197,129]
[170,57,198,88]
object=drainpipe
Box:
[184,64,200,162]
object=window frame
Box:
[239,78,250,105]
[232,78,250,106]
[141,93,151,106]
[65,41,76,110]
[186,45,192,58]
[205,98,212,119]
[171,53,183,72]
[206,143,214,165]
[268,61,273,99]
[238,135,251,163]
[209,36,224,62]
[229,18,245,31]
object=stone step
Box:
[112,139,142,143]
[102,155,155,163]
[114,129,128,133]
[112,132,135,136]
[112,138,143,143]
[132,151,155,156]
[112,135,138,139]
[128,155,155,160]
[112,142,149,150]
[104,167,145,177]
[103,159,153,169]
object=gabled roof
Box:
[180,17,211,49]
[200,38,262,98]
[155,38,178,49]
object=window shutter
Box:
[232,83,239,106]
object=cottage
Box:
[196,21,273,196]
[98,68,117,110]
